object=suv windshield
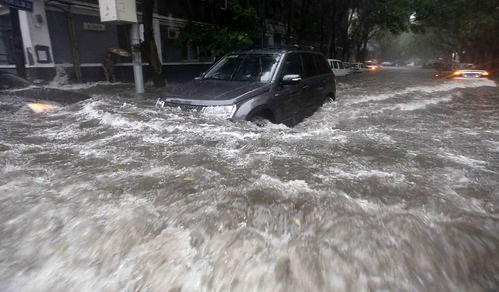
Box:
[204,54,280,83]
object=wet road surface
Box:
[1,68,498,291]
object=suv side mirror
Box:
[281,74,302,85]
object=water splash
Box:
[48,64,70,87]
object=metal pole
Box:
[130,23,144,93]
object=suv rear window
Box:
[314,55,331,74]
[302,53,330,77]
[301,53,317,77]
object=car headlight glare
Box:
[27,103,59,113]
[201,105,237,119]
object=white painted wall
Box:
[19,0,54,66]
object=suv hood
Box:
[160,79,270,106]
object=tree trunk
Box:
[142,0,165,87]
[297,0,311,44]
[260,0,266,48]
[363,39,368,61]
[9,8,26,78]
[286,1,291,44]
[326,2,336,58]
[319,1,325,51]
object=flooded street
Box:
[1,68,498,291]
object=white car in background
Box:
[434,63,490,79]
[451,63,489,78]
[328,59,349,76]
[352,63,367,73]
[343,62,353,74]
[452,69,489,78]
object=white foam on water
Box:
[348,79,496,104]
[328,168,407,182]
[48,65,70,87]
[439,152,489,170]
[46,81,129,91]
[80,100,163,132]
[253,174,315,198]
[386,95,453,111]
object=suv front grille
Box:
[163,102,205,112]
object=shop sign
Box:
[83,22,106,32]
[0,0,33,12]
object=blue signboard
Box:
[0,0,33,12]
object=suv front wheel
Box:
[248,109,274,127]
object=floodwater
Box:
[1,68,498,291]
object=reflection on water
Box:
[1,69,498,291]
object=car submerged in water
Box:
[0,71,91,113]
[434,63,490,79]
[156,48,336,127]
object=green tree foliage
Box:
[350,0,413,61]
[413,0,499,67]
[179,0,259,58]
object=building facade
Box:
[0,0,235,83]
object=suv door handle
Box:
[302,85,310,89]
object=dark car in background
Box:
[156,48,336,127]
[0,71,91,113]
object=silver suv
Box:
[156,48,336,126]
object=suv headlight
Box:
[201,105,237,119]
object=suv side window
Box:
[315,55,331,75]
[281,53,303,77]
[301,53,318,78]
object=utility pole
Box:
[98,0,143,93]
[9,8,26,78]
[130,23,144,93]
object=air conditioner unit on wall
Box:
[98,0,137,23]
[167,28,180,40]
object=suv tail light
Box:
[331,73,336,80]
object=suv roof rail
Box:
[269,44,317,51]
[244,45,319,52]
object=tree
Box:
[413,0,499,69]
[350,0,412,62]
[142,0,165,87]
[179,0,260,59]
